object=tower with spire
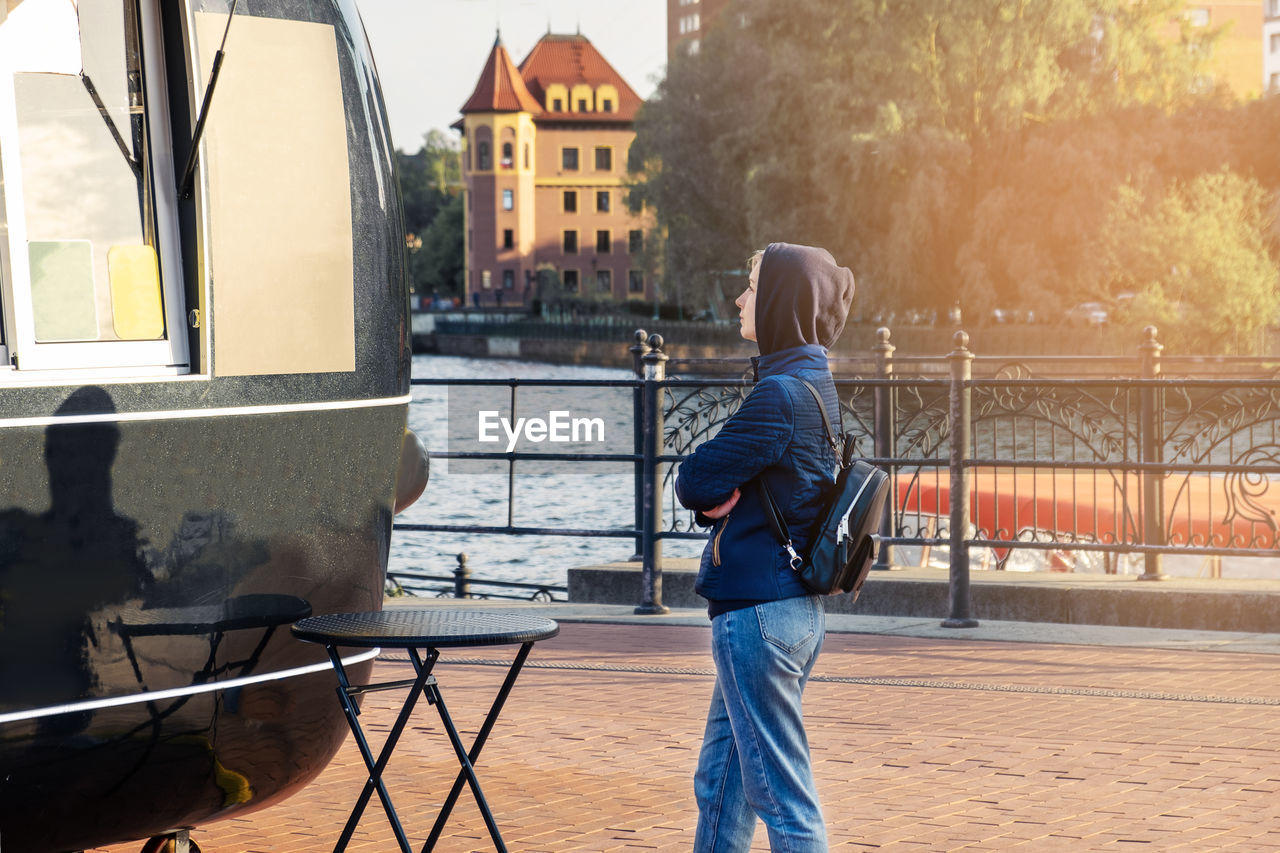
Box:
[456,30,652,307]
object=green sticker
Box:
[30,240,98,342]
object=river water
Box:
[391,354,703,594]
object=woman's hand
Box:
[703,488,740,519]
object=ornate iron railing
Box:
[395,327,1280,622]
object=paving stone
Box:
[89,620,1280,852]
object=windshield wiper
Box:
[178,0,239,199]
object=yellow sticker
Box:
[108,245,165,340]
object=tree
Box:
[1090,169,1280,354]
[414,192,465,299]
[630,0,1241,330]
[628,36,756,313]
[397,130,463,294]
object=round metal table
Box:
[292,609,559,853]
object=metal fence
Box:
[394,326,1280,621]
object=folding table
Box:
[291,608,559,853]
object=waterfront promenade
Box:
[92,601,1280,852]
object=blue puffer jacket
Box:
[675,346,840,603]
[674,242,856,610]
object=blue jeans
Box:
[694,595,827,852]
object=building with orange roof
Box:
[456,32,654,307]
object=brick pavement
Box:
[92,621,1280,852]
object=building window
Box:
[562,147,579,171]
[478,141,491,170]
[596,230,611,253]
[552,97,563,111]
[502,189,514,210]
[601,99,613,111]
[577,98,589,112]
[1271,71,1280,93]
[629,270,644,293]
[597,269,612,293]
[501,142,513,168]
[0,1,193,371]
[596,191,610,213]
[482,269,492,289]
[563,230,578,254]
[503,229,514,249]
[1272,33,1280,52]
[563,269,579,292]
[524,143,530,168]
[503,269,515,289]
[563,190,578,213]
[678,13,701,34]
[595,146,613,171]
[629,230,643,254]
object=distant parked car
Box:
[1065,302,1108,327]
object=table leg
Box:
[329,645,439,853]
[422,640,534,852]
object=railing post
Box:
[630,330,651,562]
[1138,326,1166,580]
[454,552,471,598]
[636,333,670,614]
[943,330,978,628]
[873,327,896,572]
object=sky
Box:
[354,0,670,153]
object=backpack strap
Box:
[759,478,803,569]
[758,376,844,570]
[795,378,841,458]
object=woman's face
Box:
[736,260,759,342]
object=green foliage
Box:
[414,192,465,298]
[397,130,463,295]
[1092,169,1280,353]
[630,0,1279,353]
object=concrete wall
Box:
[569,561,1280,632]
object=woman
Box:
[675,242,855,852]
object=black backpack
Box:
[759,379,890,598]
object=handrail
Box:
[394,326,1280,624]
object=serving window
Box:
[0,0,188,373]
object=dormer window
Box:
[577,99,588,112]
[595,85,619,115]
[552,98,563,111]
